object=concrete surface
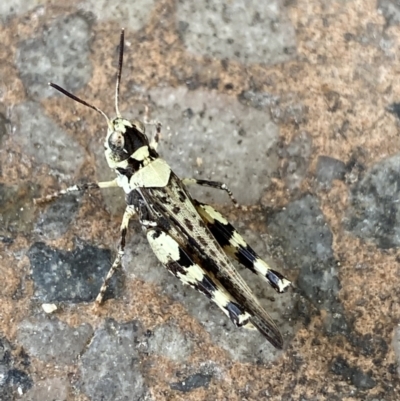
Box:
[1,0,400,400]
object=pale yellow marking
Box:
[184,265,205,282]
[213,288,252,325]
[199,204,228,225]
[182,178,196,186]
[237,311,253,325]
[98,179,119,189]
[232,231,247,248]
[113,118,132,133]
[131,145,150,161]
[279,278,291,292]
[253,259,291,292]
[147,230,180,264]
[129,158,171,190]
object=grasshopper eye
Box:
[108,131,125,151]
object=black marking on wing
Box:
[160,195,171,205]
[172,205,181,215]
[167,260,187,276]
[237,247,258,271]
[207,217,232,248]
[192,275,218,299]
[206,217,258,274]
[194,200,290,294]
[226,301,250,327]
[200,209,260,277]
[197,236,209,248]
[183,218,194,232]
[177,189,186,203]
[149,229,161,239]
[177,248,193,268]
[267,270,288,292]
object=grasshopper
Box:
[39,30,291,349]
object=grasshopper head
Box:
[105,117,149,163]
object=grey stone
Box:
[0,112,8,145]
[80,319,148,401]
[2,369,32,400]
[270,98,307,126]
[27,241,119,303]
[11,102,86,178]
[16,14,92,100]
[17,315,93,365]
[170,373,212,392]
[281,131,313,191]
[387,102,400,120]
[20,377,71,401]
[331,355,376,390]
[238,91,280,110]
[146,86,281,205]
[378,0,400,26]
[347,153,400,249]
[267,194,334,270]
[316,156,346,189]
[0,182,36,236]
[176,0,296,64]
[0,336,32,401]
[147,322,193,362]
[266,195,348,336]
[80,0,156,27]
[34,194,80,239]
[0,0,45,24]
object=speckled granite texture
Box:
[1,0,400,400]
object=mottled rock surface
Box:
[1,1,400,400]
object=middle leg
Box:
[182,178,239,208]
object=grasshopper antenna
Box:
[115,28,125,118]
[49,83,110,124]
